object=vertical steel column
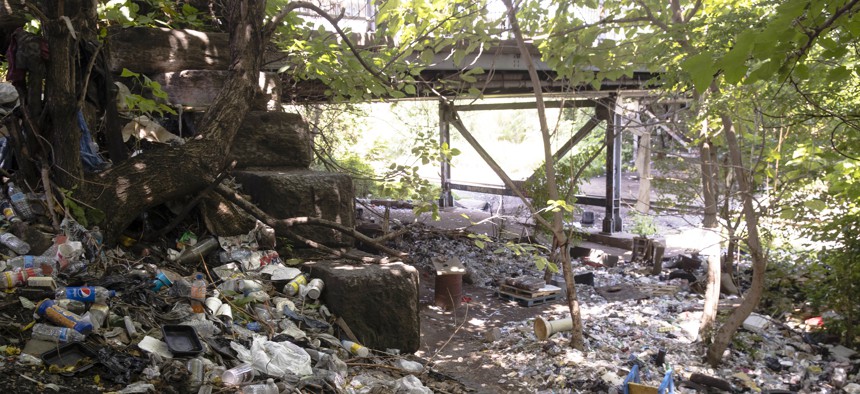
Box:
[439,101,454,207]
[601,95,623,233]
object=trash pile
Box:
[0,193,458,393]
[386,209,860,393]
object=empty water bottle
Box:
[7,255,58,275]
[31,323,87,343]
[7,182,34,221]
[56,286,116,303]
[82,303,109,330]
[222,363,255,386]
[0,231,30,254]
[174,236,220,264]
[190,273,206,314]
[241,378,278,394]
[0,267,40,289]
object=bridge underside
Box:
[282,41,668,235]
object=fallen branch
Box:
[214,184,400,264]
[281,216,407,258]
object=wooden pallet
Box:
[498,284,561,298]
[496,284,562,307]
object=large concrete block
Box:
[304,260,420,353]
[152,70,281,111]
[231,112,312,169]
[233,170,354,247]
[108,27,230,74]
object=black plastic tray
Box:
[161,324,204,356]
[41,342,97,369]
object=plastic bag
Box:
[231,337,312,377]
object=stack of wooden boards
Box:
[497,277,562,306]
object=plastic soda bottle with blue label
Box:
[55,286,116,303]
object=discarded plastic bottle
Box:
[0,199,20,222]
[152,269,178,292]
[187,358,204,389]
[7,255,58,275]
[190,273,206,314]
[306,278,324,300]
[83,303,109,330]
[218,249,253,264]
[0,231,30,254]
[35,299,93,335]
[284,274,308,296]
[173,236,220,265]
[1,267,39,289]
[124,315,138,337]
[342,339,370,357]
[221,363,255,386]
[241,378,278,394]
[7,182,34,221]
[55,299,87,314]
[56,286,116,303]
[181,318,220,336]
[31,323,87,343]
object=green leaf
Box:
[681,51,715,93]
[404,84,416,95]
[474,239,485,249]
[827,66,851,83]
[804,199,827,212]
[120,68,140,77]
[721,32,754,84]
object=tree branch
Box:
[213,184,405,261]
[684,0,703,23]
[264,1,389,86]
[794,0,860,61]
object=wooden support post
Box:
[439,100,454,207]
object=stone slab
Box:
[304,260,420,353]
[152,70,281,111]
[231,112,313,168]
[233,169,354,247]
[108,27,231,74]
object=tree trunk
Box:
[701,137,719,228]
[634,131,651,213]
[64,0,267,244]
[502,0,584,350]
[706,113,767,366]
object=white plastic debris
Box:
[119,382,156,393]
[393,375,432,394]
[231,336,313,377]
[393,359,424,374]
[137,335,173,359]
[742,313,770,333]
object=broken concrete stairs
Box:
[233,169,355,247]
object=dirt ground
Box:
[415,278,568,394]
